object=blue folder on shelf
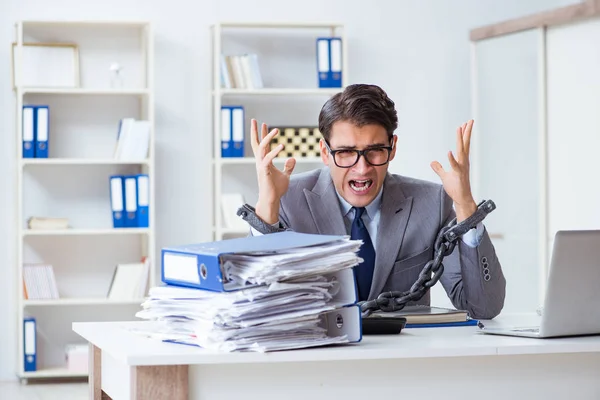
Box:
[34,105,49,158]
[123,175,138,228]
[110,174,150,228]
[220,105,244,158]
[161,231,351,292]
[109,175,125,228]
[23,317,36,372]
[316,37,342,88]
[22,106,35,158]
[135,174,149,228]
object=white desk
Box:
[73,314,600,400]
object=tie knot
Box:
[353,207,366,221]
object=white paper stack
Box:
[133,232,364,352]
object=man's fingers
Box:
[463,119,473,158]
[262,143,284,166]
[283,158,296,177]
[430,161,445,178]
[456,126,464,163]
[250,119,259,152]
[261,123,269,142]
[447,151,460,170]
[257,128,279,157]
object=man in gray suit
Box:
[247,84,505,319]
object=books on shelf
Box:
[23,264,60,300]
[27,217,69,230]
[107,258,150,300]
[221,54,263,89]
[113,118,151,161]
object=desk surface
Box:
[73,313,600,367]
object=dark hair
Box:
[318,84,398,142]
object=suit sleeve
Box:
[437,187,506,319]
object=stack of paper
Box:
[133,232,363,352]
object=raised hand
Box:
[250,119,296,224]
[430,119,477,222]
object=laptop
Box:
[477,230,600,338]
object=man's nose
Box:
[352,154,371,173]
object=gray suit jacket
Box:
[276,167,506,319]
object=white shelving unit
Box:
[13,20,155,381]
[210,22,347,240]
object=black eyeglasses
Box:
[324,140,393,168]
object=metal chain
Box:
[360,199,497,318]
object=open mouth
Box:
[349,179,373,192]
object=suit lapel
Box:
[368,174,413,299]
[304,168,347,236]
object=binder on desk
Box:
[34,105,49,158]
[135,174,149,228]
[316,37,342,88]
[161,231,360,292]
[405,319,478,329]
[23,317,36,372]
[109,176,125,228]
[124,175,138,228]
[22,106,35,158]
[221,106,244,157]
[161,304,363,350]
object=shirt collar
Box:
[335,184,383,221]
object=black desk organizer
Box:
[361,316,407,335]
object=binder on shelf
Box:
[34,105,49,158]
[135,174,149,228]
[124,175,138,228]
[220,106,232,157]
[221,106,244,157]
[109,175,125,228]
[316,37,342,88]
[22,106,35,158]
[329,38,343,87]
[110,174,150,228]
[23,317,37,372]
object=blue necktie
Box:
[350,207,376,301]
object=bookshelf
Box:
[12,20,155,382]
[210,22,347,240]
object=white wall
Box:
[0,0,582,381]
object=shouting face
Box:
[320,121,397,208]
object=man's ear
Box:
[389,135,398,161]
[319,139,330,166]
